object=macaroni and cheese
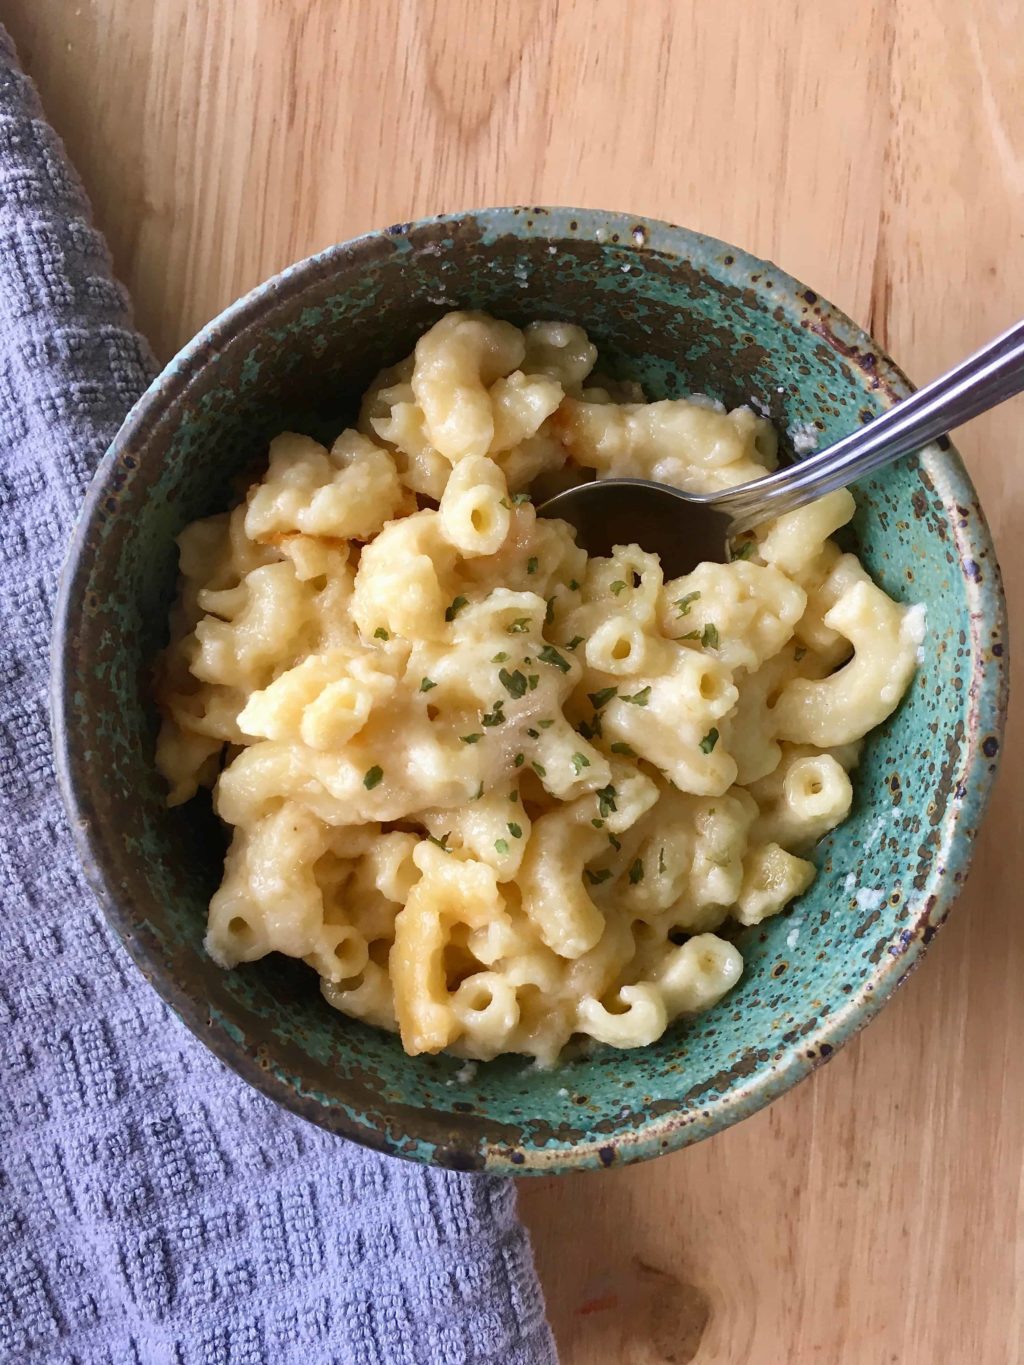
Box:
[155,311,921,1064]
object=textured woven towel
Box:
[0,28,556,1365]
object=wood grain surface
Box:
[9,3,1021,1361]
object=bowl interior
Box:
[55,209,1005,1172]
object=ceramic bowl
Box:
[51,208,1007,1174]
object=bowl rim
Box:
[51,205,1009,1175]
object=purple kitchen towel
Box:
[0,28,557,1365]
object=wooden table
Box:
[12,3,1021,1360]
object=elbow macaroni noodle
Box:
[155,311,921,1065]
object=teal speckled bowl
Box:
[52,208,1007,1174]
